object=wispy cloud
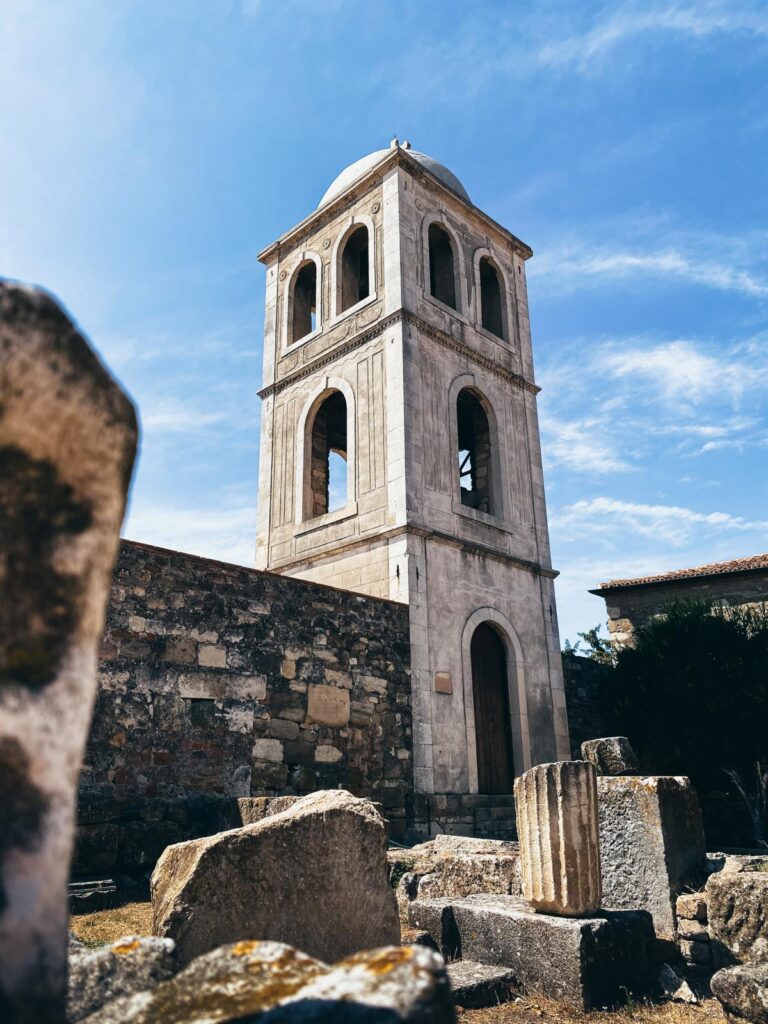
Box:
[541,416,634,474]
[532,246,768,299]
[553,496,768,545]
[538,3,768,71]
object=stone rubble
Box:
[0,282,137,1024]
[657,963,698,1004]
[707,869,768,966]
[676,890,712,968]
[711,962,768,1024]
[68,935,178,1022]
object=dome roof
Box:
[318,145,470,208]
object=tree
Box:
[598,600,768,847]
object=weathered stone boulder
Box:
[657,964,697,1004]
[711,963,768,1024]
[81,941,455,1023]
[581,737,639,775]
[597,776,706,940]
[152,789,400,964]
[515,760,601,916]
[707,871,768,965]
[68,935,178,1022]
[0,283,137,1023]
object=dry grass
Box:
[457,994,726,1024]
[70,902,153,948]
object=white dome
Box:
[318,146,470,208]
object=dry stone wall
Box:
[78,540,412,869]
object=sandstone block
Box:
[515,760,601,916]
[0,283,137,1022]
[707,871,768,965]
[711,963,768,1024]
[581,736,639,775]
[151,789,400,964]
[68,935,178,1022]
[252,737,284,763]
[307,684,350,726]
[678,917,708,940]
[315,743,343,763]
[446,960,517,1009]
[410,894,654,1011]
[597,776,706,939]
[80,940,454,1024]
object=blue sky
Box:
[3,1,767,644]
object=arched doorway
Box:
[470,622,514,793]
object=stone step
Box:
[411,893,655,1010]
[447,959,519,1009]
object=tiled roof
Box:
[593,553,768,591]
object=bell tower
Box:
[256,140,570,800]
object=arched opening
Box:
[339,225,370,312]
[307,390,348,517]
[291,261,317,343]
[471,622,514,793]
[457,389,492,513]
[479,257,504,339]
[428,223,457,309]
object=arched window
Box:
[479,257,504,339]
[307,391,347,517]
[457,389,492,514]
[339,225,370,313]
[291,260,317,343]
[428,223,457,309]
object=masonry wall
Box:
[77,540,412,874]
[561,653,607,759]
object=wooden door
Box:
[471,622,514,793]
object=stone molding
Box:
[258,308,539,401]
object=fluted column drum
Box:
[514,760,601,916]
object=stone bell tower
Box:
[256,139,570,802]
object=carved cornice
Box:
[257,308,539,400]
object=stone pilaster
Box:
[515,760,601,916]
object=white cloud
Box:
[123,501,257,568]
[538,3,768,70]
[531,247,768,299]
[541,416,634,474]
[553,496,768,545]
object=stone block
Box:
[306,684,350,727]
[711,963,768,1024]
[707,871,768,965]
[678,917,708,940]
[677,892,707,921]
[581,737,639,775]
[198,644,227,668]
[515,760,601,916]
[446,960,517,1009]
[152,790,400,964]
[252,737,284,764]
[315,744,343,763]
[0,282,137,1022]
[597,776,706,939]
[679,938,712,964]
[410,894,654,1010]
[268,718,299,740]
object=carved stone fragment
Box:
[514,760,601,916]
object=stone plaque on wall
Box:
[434,672,452,694]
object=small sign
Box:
[434,672,452,694]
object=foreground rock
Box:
[707,870,768,965]
[581,737,639,775]
[515,760,601,916]
[0,283,137,1023]
[597,775,706,940]
[81,940,455,1023]
[68,935,178,1022]
[446,961,517,1010]
[657,964,697,1004]
[711,962,768,1024]
[410,893,654,1010]
[152,789,400,964]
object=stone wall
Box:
[561,653,607,759]
[77,540,412,871]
